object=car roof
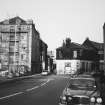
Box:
[78,74,93,78]
[66,75,96,89]
[70,76,95,81]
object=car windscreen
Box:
[69,78,96,90]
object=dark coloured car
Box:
[77,73,93,78]
[59,76,102,105]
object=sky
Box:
[0,0,105,51]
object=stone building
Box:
[0,16,44,77]
[39,39,48,72]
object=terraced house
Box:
[0,16,47,77]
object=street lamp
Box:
[103,23,105,74]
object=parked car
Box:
[59,76,102,105]
[41,71,48,76]
[78,73,93,78]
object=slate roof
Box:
[83,38,103,50]
[56,42,87,50]
[89,40,103,50]
[56,38,103,51]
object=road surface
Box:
[0,74,70,105]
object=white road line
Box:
[26,79,51,91]
[40,82,47,86]
[40,79,50,86]
[0,92,23,100]
[26,86,39,92]
[0,79,52,100]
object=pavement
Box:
[0,74,40,85]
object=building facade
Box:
[56,38,100,74]
[0,16,42,77]
[47,51,55,73]
[83,38,104,71]
[39,39,48,72]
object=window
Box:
[9,42,15,46]
[65,62,71,67]
[9,56,14,63]
[21,33,27,40]
[59,51,62,59]
[2,43,6,47]
[77,50,80,57]
[22,44,27,50]
[73,51,77,58]
[21,26,27,31]
[76,62,80,69]
[2,34,7,41]
[76,50,82,58]
[98,50,103,54]
[10,26,15,32]
[21,54,26,60]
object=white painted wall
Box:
[56,60,80,74]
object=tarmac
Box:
[0,73,105,104]
[0,74,40,85]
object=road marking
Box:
[0,92,23,100]
[40,82,46,86]
[26,86,39,91]
[40,79,51,86]
[0,79,52,100]
[26,79,51,91]
[40,81,48,86]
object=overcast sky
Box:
[0,0,105,50]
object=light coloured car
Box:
[41,71,48,76]
[59,76,102,105]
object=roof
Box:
[83,38,103,50]
[56,42,87,50]
[77,74,93,78]
[90,40,103,50]
[40,38,48,46]
[71,77,95,81]
[103,23,105,28]
[0,16,27,25]
[70,42,82,49]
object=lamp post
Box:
[103,23,105,74]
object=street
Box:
[0,75,70,105]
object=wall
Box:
[56,60,80,74]
[31,24,41,74]
[56,59,94,75]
